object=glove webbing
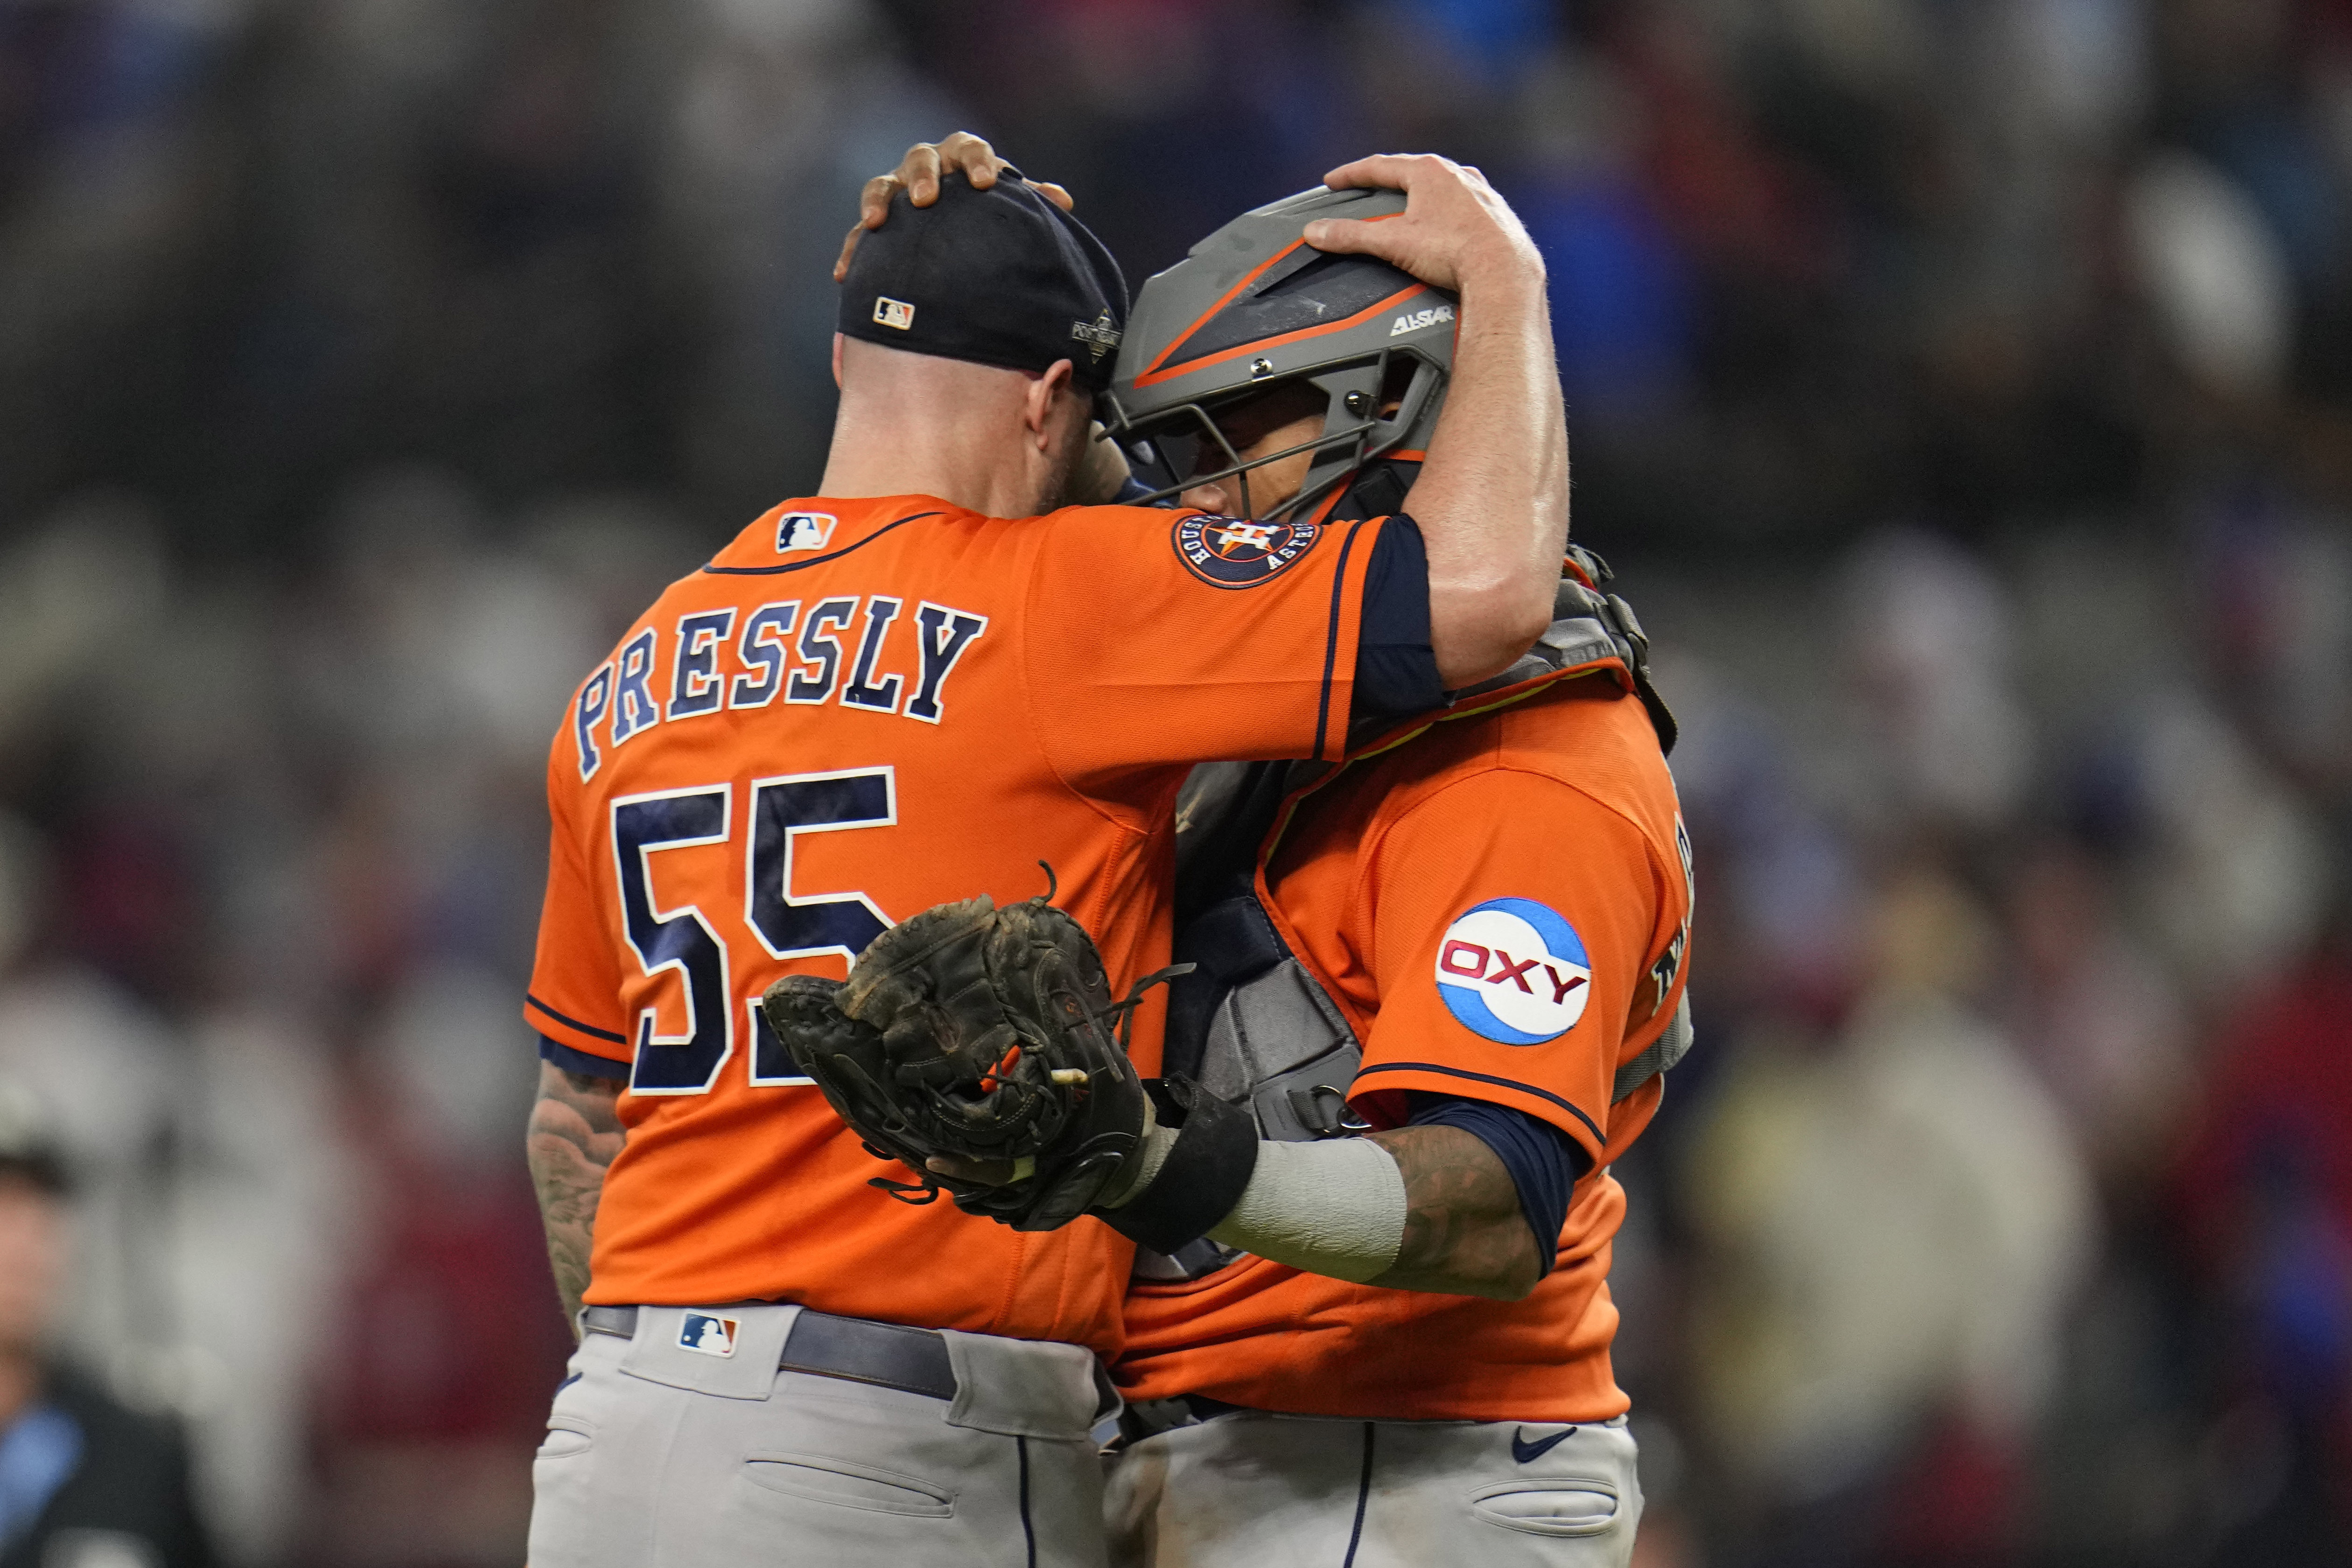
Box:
[864,958,1195,1208]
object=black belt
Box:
[581,1304,958,1402]
[1118,1392,1253,1443]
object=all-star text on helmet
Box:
[1100,185,1454,523]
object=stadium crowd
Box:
[0,0,2347,1563]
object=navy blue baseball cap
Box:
[838,171,1130,390]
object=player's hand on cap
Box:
[1303,153,1541,295]
[833,132,1077,281]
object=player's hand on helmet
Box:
[833,132,1076,281]
[1303,153,1541,295]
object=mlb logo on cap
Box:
[873,297,916,330]
[678,1312,740,1358]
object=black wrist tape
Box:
[1100,1077,1259,1254]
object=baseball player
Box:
[1109,192,1689,1568]
[520,154,1569,1566]
[849,139,1691,1567]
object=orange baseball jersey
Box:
[526,493,1392,1359]
[1117,665,1692,1419]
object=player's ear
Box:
[1024,359,1078,452]
[832,333,846,390]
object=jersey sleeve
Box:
[1346,769,1682,1169]
[523,748,631,1075]
[1023,505,1394,790]
[1348,514,1445,737]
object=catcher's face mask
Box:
[1141,379,1330,518]
[1106,349,1442,522]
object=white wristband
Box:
[1205,1136,1407,1283]
[1101,1099,1177,1209]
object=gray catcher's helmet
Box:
[1100,185,1455,522]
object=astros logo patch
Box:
[1434,898,1591,1045]
[1172,513,1322,589]
[678,1312,740,1358]
[775,512,836,553]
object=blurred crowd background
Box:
[1,0,2348,1563]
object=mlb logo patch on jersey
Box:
[1434,898,1590,1045]
[678,1312,740,1358]
[1171,514,1322,589]
[873,297,915,330]
[775,512,837,552]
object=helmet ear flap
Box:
[1279,361,1385,522]
[1275,348,1448,522]
[1382,353,1446,453]
[1320,352,1444,523]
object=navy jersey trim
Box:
[1406,1092,1586,1278]
[528,992,630,1045]
[1348,516,1442,736]
[1315,517,1380,759]
[1355,1060,1605,1146]
[702,511,944,576]
[539,1034,631,1080]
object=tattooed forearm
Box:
[1364,1125,1542,1300]
[527,1063,626,1336]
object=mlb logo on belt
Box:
[1433,898,1591,1045]
[776,511,837,552]
[678,1312,740,1358]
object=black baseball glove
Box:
[762,875,1178,1231]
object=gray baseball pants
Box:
[528,1302,1114,1568]
[1105,1408,1642,1568]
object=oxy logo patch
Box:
[678,1312,740,1358]
[1171,513,1322,589]
[1434,898,1590,1045]
[775,512,836,553]
[1390,304,1456,337]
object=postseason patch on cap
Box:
[1071,311,1121,363]
[1171,514,1322,589]
[1433,898,1591,1045]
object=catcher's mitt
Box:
[763,871,1179,1231]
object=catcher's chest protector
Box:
[1142,569,1695,1283]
